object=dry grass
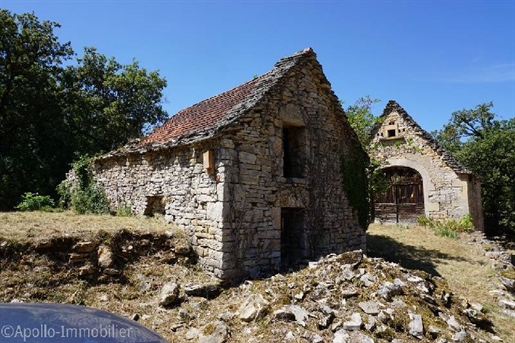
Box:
[0,211,180,243]
[367,223,515,341]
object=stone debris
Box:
[408,311,424,339]
[237,294,269,322]
[97,245,114,269]
[159,282,182,307]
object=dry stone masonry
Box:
[370,100,484,230]
[85,48,368,280]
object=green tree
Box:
[341,95,386,225]
[61,47,168,153]
[433,103,515,235]
[342,95,382,148]
[0,10,168,210]
[0,10,74,209]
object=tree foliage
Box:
[342,95,382,149]
[342,96,386,225]
[433,103,515,235]
[0,10,168,210]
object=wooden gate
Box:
[375,167,424,223]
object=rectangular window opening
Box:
[387,129,396,138]
[144,196,165,216]
[283,125,306,178]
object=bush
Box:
[434,225,458,239]
[15,192,55,211]
[57,155,110,215]
[72,185,110,215]
[115,203,133,217]
[417,214,474,238]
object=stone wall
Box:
[92,141,229,277]
[371,110,484,230]
[217,56,366,279]
[89,54,367,280]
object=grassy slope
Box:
[1,213,514,341]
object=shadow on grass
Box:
[367,233,470,277]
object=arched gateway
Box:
[375,166,424,223]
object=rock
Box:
[333,329,350,343]
[174,241,191,255]
[185,327,200,340]
[73,241,97,253]
[78,263,96,277]
[428,325,442,338]
[446,315,462,331]
[334,331,374,343]
[364,315,377,331]
[377,279,404,301]
[500,275,515,292]
[159,282,181,307]
[273,305,309,325]
[341,267,355,281]
[451,329,468,342]
[198,321,229,343]
[360,273,377,287]
[341,288,359,298]
[284,331,295,340]
[184,282,222,298]
[318,314,334,329]
[97,245,114,268]
[358,301,380,315]
[237,294,269,322]
[343,312,362,331]
[103,268,121,276]
[498,298,515,310]
[408,311,424,339]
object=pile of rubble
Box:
[158,250,502,343]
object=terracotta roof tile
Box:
[140,48,317,147]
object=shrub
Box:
[15,192,55,211]
[418,214,474,238]
[57,155,110,215]
[434,224,458,239]
[115,203,133,217]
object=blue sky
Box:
[2,0,514,132]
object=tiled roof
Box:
[372,100,472,174]
[141,76,264,145]
[139,48,317,147]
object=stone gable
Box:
[87,49,369,280]
[370,100,483,230]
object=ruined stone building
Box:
[89,48,369,280]
[370,100,484,230]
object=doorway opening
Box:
[281,208,306,269]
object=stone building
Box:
[370,100,483,230]
[89,48,369,280]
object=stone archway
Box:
[375,166,425,223]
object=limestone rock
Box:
[358,301,380,315]
[342,312,362,331]
[184,282,222,298]
[198,321,229,343]
[237,294,269,322]
[408,311,424,339]
[159,282,181,307]
[377,278,404,301]
[500,275,515,292]
[97,245,114,269]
